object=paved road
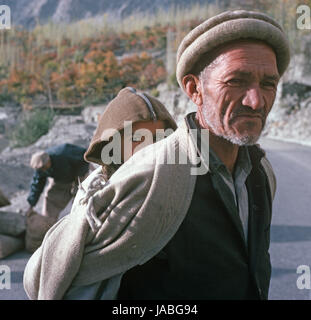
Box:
[0,138,310,300]
[0,251,30,300]
[260,138,311,300]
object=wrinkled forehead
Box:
[195,39,279,76]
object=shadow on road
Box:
[271,225,311,242]
[271,267,296,278]
[11,271,25,284]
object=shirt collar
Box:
[185,112,210,173]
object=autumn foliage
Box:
[0,0,300,109]
[0,25,171,108]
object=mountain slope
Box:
[2,0,221,28]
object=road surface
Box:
[0,137,310,300]
[261,138,311,300]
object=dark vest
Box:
[118,146,272,300]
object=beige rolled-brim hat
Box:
[30,151,50,169]
[176,10,291,89]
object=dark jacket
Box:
[27,144,89,207]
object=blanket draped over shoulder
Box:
[23,122,199,300]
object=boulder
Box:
[155,82,197,124]
[25,209,56,253]
[0,234,24,259]
[284,35,311,86]
[281,81,311,112]
[81,105,107,124]
[0,211,26,236]
[0,189,10,208]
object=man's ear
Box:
[182,74,203,106]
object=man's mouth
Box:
[234,114,263,119]
[229,105,266,121]
[230,113,264,123]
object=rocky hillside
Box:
[3,0,220,28]
[261,35,311,147]
[0,113,97,215]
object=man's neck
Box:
[194,114,239,174]
[208,133,239,174]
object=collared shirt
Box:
[186,112,252,243]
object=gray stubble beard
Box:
[201,103,263,146]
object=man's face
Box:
[196,41,280,145]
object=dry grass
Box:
[31,4,221,45]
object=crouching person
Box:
[26,144,90,222]
[24,144,90,252]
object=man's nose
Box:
[242,85,265,110]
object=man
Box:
[23,10,290,300]
[27,143,89,221]
[117,10,289,300]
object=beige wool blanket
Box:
[23,122,200,300]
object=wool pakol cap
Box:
[176,10,291,89]
[30,151,50,169]
[84,87,177,165]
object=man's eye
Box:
[227,79,246,86]
[262,81,276,89]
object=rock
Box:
[25,209,56,253]
[284,35,311,86]
[263,96,311,146]
[81,105,107,124]
[281,82,311,112]
[33,115,96,150]
[0,188,10,208]
[0,163,33,198]
[0,106,22,136]
[0,234,24,259]
[0,134,9,153]
[0,111,8,134]
[155,83,197,124]
[0,211,26,237]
